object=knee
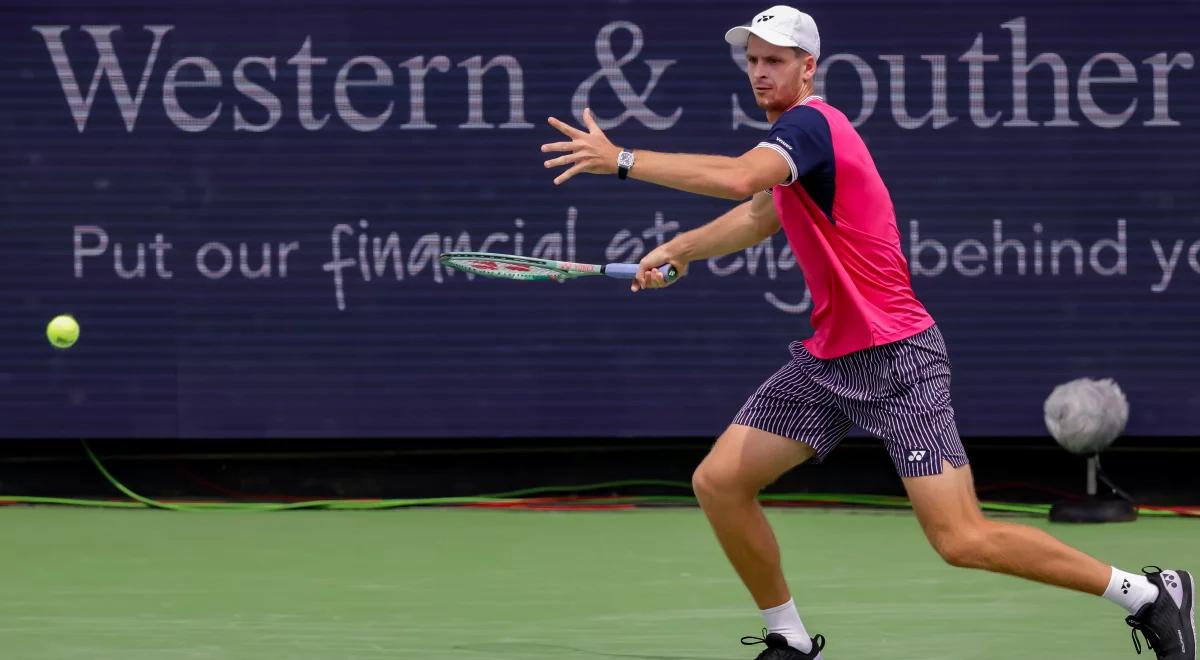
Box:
[691,462,757,504]
[929,524,992,569]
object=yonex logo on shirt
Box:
[907,450,927,462]
[774,136,793,151]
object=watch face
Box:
[618,151,635,168]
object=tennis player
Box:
[540,5,1194,659]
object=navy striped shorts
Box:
[732,324,968,478]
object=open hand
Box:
[541,108,621,186]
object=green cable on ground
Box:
[0,440,1187,518]
[80,440,525,511]
[80,441,189,511]
[0,495,145,509]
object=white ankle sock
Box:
[1104,567,1160,614]
[761,598,813,653]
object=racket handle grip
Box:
[605,263,677,282]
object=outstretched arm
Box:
[541,109,790,201]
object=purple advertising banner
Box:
[2,1,1198,438]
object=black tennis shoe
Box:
[741,630,825,660]
[1126,567,1196,659]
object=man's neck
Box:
[766,85,815,123]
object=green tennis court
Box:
[1,507,1188,659]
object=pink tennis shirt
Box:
[756,96,934,359]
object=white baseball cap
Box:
[724,5,821,60]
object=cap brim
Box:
[724,25,800,48]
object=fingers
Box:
[544,112,607,185]
[583,107,600,133]
[632,269,649,292]
[553,162,587,186]
[632,270,651,292]
[543,152,582,169]
[540,141,577,153]
[630,267,670,293]
[547,116,584,138]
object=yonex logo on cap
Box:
[907,450,927,462]
[724,5,822,61]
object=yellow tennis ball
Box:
[47,314,79,349]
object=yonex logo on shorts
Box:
[907,450,927,462]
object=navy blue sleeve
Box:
[757,106,833,186]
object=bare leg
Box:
[903,460,1110,595]
[692,424,816,608]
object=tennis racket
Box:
[440,251,677,284]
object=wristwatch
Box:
[617,149,635,179]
